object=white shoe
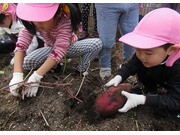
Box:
[82,71,89,76]
[99,68,111,80]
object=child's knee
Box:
[94,38,102,50]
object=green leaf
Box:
[0,70,4,74]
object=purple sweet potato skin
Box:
[95,83,131,116]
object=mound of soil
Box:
[0,41,180,131]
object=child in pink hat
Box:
[104,8,180,118]
[9,3,102,97]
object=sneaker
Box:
[99,68,111,80]
[90,31,99,38]
[82,71,89,76]
[78,31,89,40]
[75,70,89,77]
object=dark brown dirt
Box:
[0,41,180,131]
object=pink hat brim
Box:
[119,32,168,49]
[16,3,59,22]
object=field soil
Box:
[0,39,180,131]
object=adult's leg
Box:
[96,4,121,80]
[96,4,119,68]
[79,3,91,40]
[81,3,91,31]
[119,3,139,61]
[93,3,98,32]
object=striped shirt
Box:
[15,14,78,62]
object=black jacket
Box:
[118,54,180,111]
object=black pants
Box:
[81,3,97,32]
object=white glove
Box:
[25,71,43,97]
[118,91,146,113]
[105,75,122,87]
[9,73,24,97]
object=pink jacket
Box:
[15,14,78,62]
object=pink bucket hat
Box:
[0,3,17,21]
[16,3,60,22]
[119,8,180,67]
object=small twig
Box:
[90,67,99,72]
[62,73,72,82]
[62,56,67,74]
[24,68,33,81]
[135,120,139,131]
[75,62,90,97]
[0,80,26,91]
[75,76,86,97]
[0,111,15,130]
[39,109,50,127]
[0,75,78,102]
[22,89,25,100]
[0,79,72,91]
[76,119,82,130]
[62,86,82,103]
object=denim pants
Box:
[95,3,139,68]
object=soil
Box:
[0,39,180,131]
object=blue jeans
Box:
[95,3,139,68]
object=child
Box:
[0,3,43,60]
[9,3,102,97]
[0,3,16,54]
[0,3,44,65]
[105,8,180,117]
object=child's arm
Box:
[145,64,180,111]
[23,57,57,97]
[14,51,25,73]
[9,51,25,96]
[36,57,57,76]
[9,28,34,96]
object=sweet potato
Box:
[95,83,131,116]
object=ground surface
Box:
[0,40,180,131]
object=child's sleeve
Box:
[145,64,180,111]
[49,17,72,62]
[15,28,34,53]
